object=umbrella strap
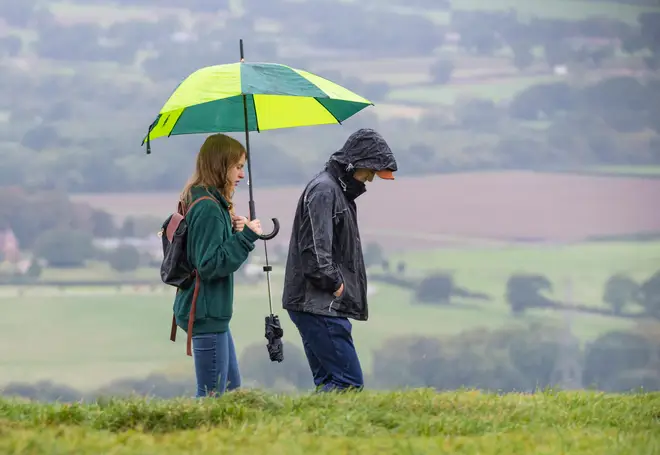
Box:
[144,117,159,155]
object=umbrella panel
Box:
[147,94,370,140]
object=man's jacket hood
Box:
[327,128,398,174]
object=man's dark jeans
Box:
[287,309,364,392]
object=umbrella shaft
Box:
[265,267,274,315]
[242,94,257,220]
[240,40,274,317]
[263,241,274,315]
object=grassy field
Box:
[394,241,660,304]
[2,240,658,391]
[387,75,561,105]
[36,263,158,282]
[385,0,656,26]
[49,0,659,25]
[49,1,200,26]
[585,165,660,177]
[1,389,659,454]
[10,0,650,128]
[447,0,658,23]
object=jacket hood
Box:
[327,128,398,173]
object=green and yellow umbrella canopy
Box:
[143,61,373,148]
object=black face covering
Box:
[326,160,367,202]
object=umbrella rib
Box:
[314,98,342,125]
[166,112,182,138]
[252,94,260,133]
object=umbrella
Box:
[142,39,374,361]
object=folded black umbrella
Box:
[265,314,284,362]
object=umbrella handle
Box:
[258,217,280,241]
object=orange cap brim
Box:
[376,170,395,180]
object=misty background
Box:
[1,0,660,401]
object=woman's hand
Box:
[246,218,262,235]
[232,215,248,232]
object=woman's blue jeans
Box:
[191,329,241,397]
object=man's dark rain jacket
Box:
[282,128,398,321]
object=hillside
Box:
[72,171,660,247]
[1,1,659,193]
[1,389,658,454]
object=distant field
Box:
[30,0,653,113]
[382,5,452,25]
[393,240,660,307]
[448,0,658,23]
[387,74,562,105]
[313,54,527,86]
[36,263,157,282]
[3,239,659,390]
[366,102,429,120]
[373,0,658,30]
[313,56,438,86]
[72,171,660,248]
[585,165,660,177]
[0,284,636,391]
[50,0,659,25]
[49,2,201,26]
[2,390,658,454]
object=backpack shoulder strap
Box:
[183,195,220,216]
[170,272,201,357]
[165,196,219,243]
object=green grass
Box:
[35,263,158,282]
[1,390,659,454]
[2,241,659,391]
[387,75,562,105]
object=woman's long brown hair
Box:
[180,133,246,216]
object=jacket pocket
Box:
[202,279,233,319]
[331,266,357,313]
[330,291,349,313]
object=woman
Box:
[173,133,262,398]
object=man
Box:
[282,128,398,392]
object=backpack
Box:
[159,194,218,356]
